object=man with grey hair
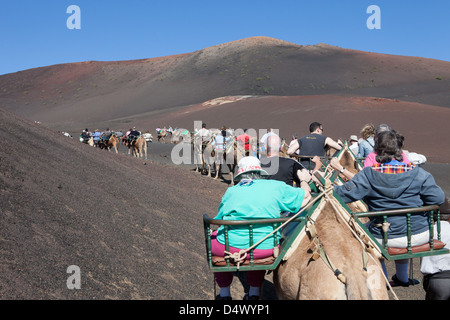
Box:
[261,134,309,188]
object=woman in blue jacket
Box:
[334,130,445,287]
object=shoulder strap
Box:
[365,139,374,147]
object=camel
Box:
[98,134,119,153]
[157,128,170,143]
[131,136,148,160]
[79,135,94,147]
[248,136,259,158]
[121,135,147,160]
[335,142,363,180]
[279,138,290,158]
[171,128,191,144]
[194,135,215,176]
[211,137,244,183]
[122,136,133,154]
[330,144,367,213]
[198,141,215,177]
[325,138,344,158]
[273,180,389,300]
[316,143,367,214]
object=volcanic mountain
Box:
[1,36,450,130]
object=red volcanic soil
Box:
[125,95,450,164]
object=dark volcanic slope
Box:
[0,107,227,299]
[123,95,450,164]
[1,37,450,127]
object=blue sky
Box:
[1,0,449,75]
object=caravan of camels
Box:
[75,122,448,300]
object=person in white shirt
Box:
[349,135,359,155]
[211,126,230,178]
[195,123,211,143]
[288,134,300,158]
[420,200,450,300]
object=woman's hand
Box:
[330,157,343,172]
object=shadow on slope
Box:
[0,107,227,299]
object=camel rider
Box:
[115,130,124,138]
[211,127,230,178]
[101,128,113,141]
[237,129,251,156]
[142,130,153,142]
[129,127,140,141]
[288,122,342,171]
[195,123,211,148]
[92,129,102,146]
[80,129,91,143]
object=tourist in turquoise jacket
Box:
[212,156,312,300]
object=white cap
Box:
[234,156,269,181]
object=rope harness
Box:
[317,167,398,299]
[306,218,347,284]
